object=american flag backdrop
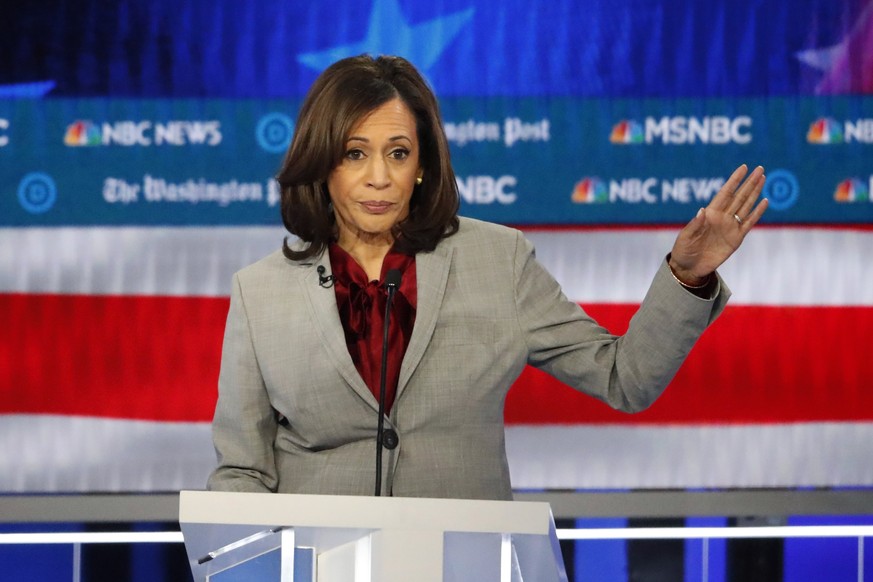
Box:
[1,225,871,492]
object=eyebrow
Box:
[347,135,412,143]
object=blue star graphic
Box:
[0,81,55,98]
[297,0,474,71]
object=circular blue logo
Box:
[256,113,294,153]
[17,172,57,214]
[762,169,799,211]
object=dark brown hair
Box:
[277,54,460,261]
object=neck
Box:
[337,232,393,282]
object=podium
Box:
[179,490,568,582]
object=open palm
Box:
[669,165,768,284]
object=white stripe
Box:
[0,532,184,544]
[0,415,214,492]
[1,226,871,305]
[505,422,873,490]
[2,415,872,492]
[0,227,284,297]
[527,227,873,306]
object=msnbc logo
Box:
[834,178,869,202]
[571,178,608,203]
[609,120,644,144]
[807,118,843,144]
[608,116,751,145]
[64,121,102,146]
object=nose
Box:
[366,157,390,189]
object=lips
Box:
[359,201,394,214]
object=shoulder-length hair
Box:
[277,54,460,261]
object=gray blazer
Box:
[207,217,728,500]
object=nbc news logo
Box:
[808,117,873,144]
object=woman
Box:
[207,55,767,500]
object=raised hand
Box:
[668,164,768,285]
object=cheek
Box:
[326,174,350,206]
[399,169,419,194]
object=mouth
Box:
[359,201,394,214]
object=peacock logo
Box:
[571,177,608,203]
[609,120,644,144]
[834,178,869,202]
[807,118,843,144]
[64,121,102,146]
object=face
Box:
[327,98,421,249]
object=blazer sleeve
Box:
[512,230,730,412]
[207,272,278,493]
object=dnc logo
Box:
[571,177,608,203]
[609,121,644,144]
[807,118,843,144]
[834,178,870,202]
[18,172,57,214]
[762,169,800,211]
[256,113,295,153]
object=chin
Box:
[359,214,404,233]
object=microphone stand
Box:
[375,269,401,496]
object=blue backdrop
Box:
[2,0,872,226]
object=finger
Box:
[736,170,766,218]
[685,206,707,236]
[727,165,765,216]
[709,164,748,212]
[740,197,769,234]
[728,165,765,215]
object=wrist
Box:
[667,254,711,288]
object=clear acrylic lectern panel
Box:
[179,490,568,582]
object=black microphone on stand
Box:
[375,268,401,496]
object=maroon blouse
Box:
[328,243,417,413]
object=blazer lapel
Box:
[299,250,379,411]
[397,244,454,398]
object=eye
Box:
[389,148,410,160]
[344,148,365,161]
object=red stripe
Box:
[0,293,226,421]
[505,304,873,424]
[3,294,872,424]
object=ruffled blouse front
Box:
[328,243,417,414]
